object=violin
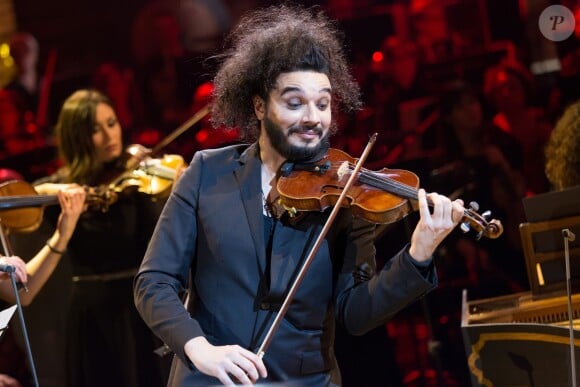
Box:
[0,180,117,233]
[101,103,210,196]
[276,148,503,240]
[107,144,185,198]
[0,147,183,235]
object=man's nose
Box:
[302,102,321,126]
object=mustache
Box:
[287,125,323,136]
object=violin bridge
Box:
[337,161,349,181]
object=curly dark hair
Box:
[210,4,362,140]
[545,100,580,190]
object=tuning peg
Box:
[469,201,480,212]
[460,221,471,233]
[481,210,491,219]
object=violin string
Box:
[293,160,493,235]
[345,164,419,200]
[343,163,477,221]
[322,161,479,223]
[324,162,419,200]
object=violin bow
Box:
[256,133,378,359]
[150,103,211,157]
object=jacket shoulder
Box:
[195,143,249,162]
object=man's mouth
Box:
[289,127,323,141]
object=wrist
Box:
[408,244,431,263]
[184,336,208,364]
[46,239,66,255]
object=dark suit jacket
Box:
[134,143,437,386]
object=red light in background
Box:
[196,129,209,143]
[372,51,383,63]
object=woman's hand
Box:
[0,373,22,387]
[55,185,86,243]
[409,189,464,262]
[0,256,27,284]
[184,336,267,385]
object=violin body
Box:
[277,148,503,239]
[278,148,420,224]
[111,152,185,198]
[0,180,45,232]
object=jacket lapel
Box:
[234,143,267,271]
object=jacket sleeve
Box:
[133,151,204,368]
[334,217,437,336]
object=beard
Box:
[263,115,329,163]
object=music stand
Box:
[0,304,17,338]
[520,186,580,299]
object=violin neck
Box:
[358,170,449,210]
[0,195,58,210]
[358,171,419,201]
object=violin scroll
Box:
[459,201,503,240]
[84,185,118,212]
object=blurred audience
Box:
[130,2,200,140]
[483,59,553,195]
[411,80,531,385]
[409,0,452,64]
[422,80,528,296]
[4,33,39,113]
[92,62,138,132]
[336,36,433,165]
[0,32,46,158]
[555,2,580,112]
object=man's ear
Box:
[253,96,265,120]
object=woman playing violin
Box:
[134,5,465,386]
[32,89,169,387]
[0,184,84,387]
[0,185,85,304]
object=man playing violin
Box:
[134,4,465,386]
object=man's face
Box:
[257,71,332,161]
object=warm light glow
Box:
[537,263,545,286]
[372,51,383,63]
[0,43,10,58]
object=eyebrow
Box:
[279,86,332,96]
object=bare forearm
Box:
[20,231,68,305]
